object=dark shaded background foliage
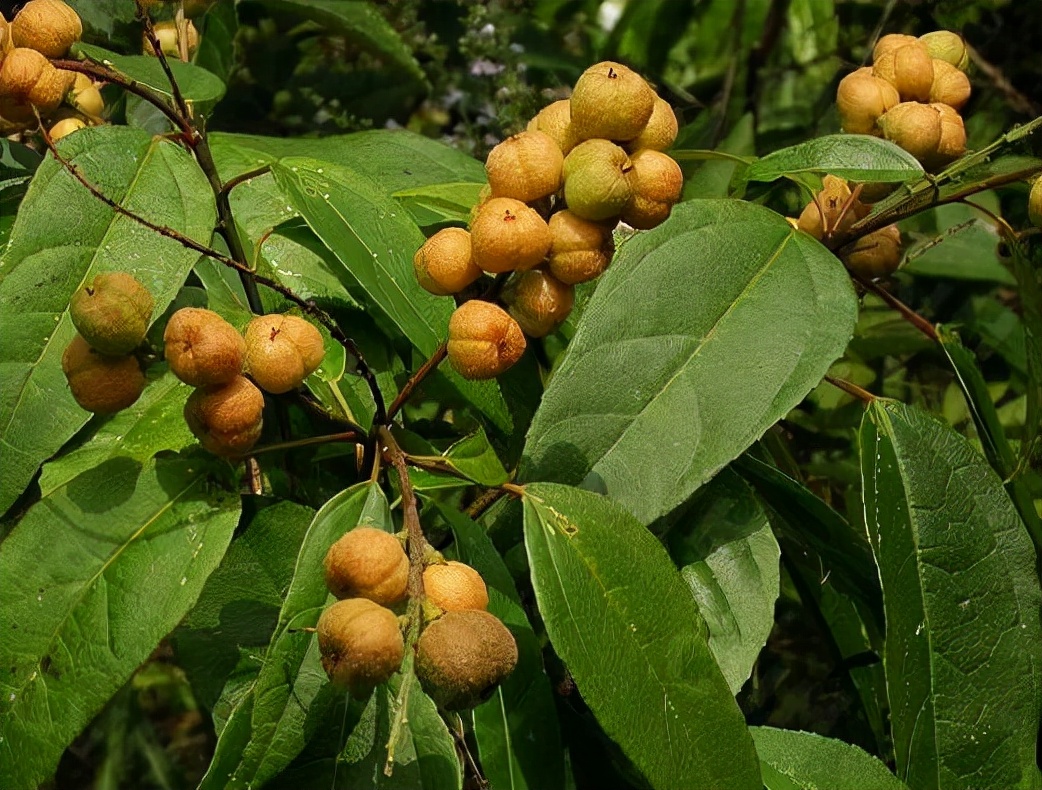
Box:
[15,0,1039,787]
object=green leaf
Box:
[860,400,1042,790]
[72,43,227,116]
[668,470,780,695]
[522,200,858,524]
[392,182,485,228]
[438,504,566,790]
[0,126,217,516]
[522,483,762,790]
[38,370,195,496]
[750,727,909,790]
[902,219,1015,284]
[408,427,508,488]
[0,457,241,790]
[199,482,390,790]
[271,156,510,430]
[746,135,924,183]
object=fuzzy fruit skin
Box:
[243,313,325,394]
[413,227,483,295]
[323,527,409,606]
[62,334,145,414]
[70,272,154,355]
[625,97,678,152]
[920,30,969,71]
[0,47,47,102]
[836,67,900,136]
[505,269,575,338]
[486,131,564,203]
[841,224,902,278]
[872,33,918,62]
[527,99,577,155]
[317,598,404,698]
[929,59,971,110]
[278,314,325,375]
[28,62,74,112]
[423,561,489,612]
[469,197,552,274]
[447,300,526,380]
[0,14,10,57]
[796,175,869,239]
[928,103,966,169]
[873,42,934,103]
[563,139,634,222]
[570,61,655,142]
[416,610,518,710]
[164,307,246,387]
[622,149,683,229]
[11,0,81,58]
[547,210,614,285]
[1030,178,1042,230]
[879,101,942,163]
[184,375,264,456]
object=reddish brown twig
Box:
[388,342,448,420]
[824,375,876,405]
[850,271,939,342]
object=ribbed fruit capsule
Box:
[70,272,154,355]
[920,30,969,71]
[505,269,575,338]
[183,375,264,457]
[446,300,526,380]
[625,97,679,152]
[562,139,633,222]
[164,307,246,387]
[796,175,869,240]
[569,61,655,142]
[547,210,614,285]
[872,33,919,62]
[62,334,145,414]
[873,41,934,102]
[841,224,902,278]
[243,313,325,394]
[929,59,971,110]
[11,0,82,58]
[469,197,552,274]
[1029,178,1042,229]
[485,130,564,203]
[423,561,489,612]
[413,227,483,295]
[878,102,942,164]
[317,598,404,698]
[621,149,683,229]
[323,527,409,606]
[527,99,578,156]
[928,103,966,169]
[836,67,900,136]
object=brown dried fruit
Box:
[70,272,154,355]
[415,610,518,710]
[569,61,655,142]
[62,334,145,414]
[485,130,564,203]
[447,300,526,380]
[317,598,404,698]
[423,561,489,612]
[184,375,264,457]
[11,0,81,58]
[929,59,971,110]
[621,149,683,229]
[243,313,325,394]
[836,67,900,136]
[505,269,575,338]
[878,101,942,163]
[164,307,246,387]
[562,139,633,222]
[469,197,552,274]
[841,224,902,278]
[547,209,614,285]
[920,30,969,71]
[323,527,409,606]
[873,42,934,103]
[625,96,678,152]
[413,227,483,295]
[527,99,578,155]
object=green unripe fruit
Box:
[547,210,614,285]
[413,227,483,296]
[562,139,633,222]
[873,41,934,103]
[318,598,404,698]
[70,72,104,117]
[836,67,900,137]
[415,610,518,710]
[447,300,526,380]
[570,61,655,142]
[841,224,902,278]
[920,30,969,71]
[505,269,575,338]
[621,149,683,230]
[486,130,564,203]
[929,59,971,110]
[423,561,489,612]
[183,375,264,457]
[624,96,678,153]
[872,33,918,62]
[243,313,325,394]
[164,307,246,387]
[527,99,577,155]
[11,0,81,58]
[878,102,942,163]
[470,197,552,274]
[62,334,145,414]
[70,272,154,355]
[147,20,199,58]
[1029,178,1042,229]
[323,527,409,606]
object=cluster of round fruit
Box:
[413,60,683,380]
[837,30,971,170]
[0,0,103,139]
[318,526,518,709]
[163,307,325,457]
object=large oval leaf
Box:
[0,456,241,790]
[522,199,858,524]
[522,482,761,790]
[0,126,217,515]
[746,134,924,183]
[860,400,1042,790]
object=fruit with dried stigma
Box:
[243,313,325,394]
[164,307,246,387]
[469,197,552,274]
[413,227,483,295]
[318,598,404,698]
[563,139,633,222]
[324,527,409,606]
[447,300,526,380]
[70,272,154,355]
[569,61,655,142]
[485,130,564,203]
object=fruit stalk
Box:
[378,425,429,602]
